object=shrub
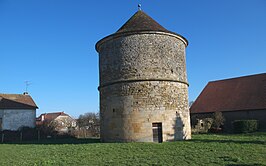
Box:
[77,112,100,137]
[36,121,58,138]
[18,126,37,140]
[233,120,258,133]
[1,130,20,142]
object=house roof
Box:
[96,10,188,52]
[36,112,71,122]
[190,73,266,114]
[0,93,38,109]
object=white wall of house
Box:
[54,115,77,132]
[1,109,36,131]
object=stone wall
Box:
[98,32,191,142]
[100,81,191,142]
[1,109,36,131]
[98,33,188,86]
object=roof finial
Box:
[138,4,141,11]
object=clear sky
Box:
[0,0,265,118]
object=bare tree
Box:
[77,112,100,137]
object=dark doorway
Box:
[152,123,162,143]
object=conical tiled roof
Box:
[115,10,170,34]
[96,10,188,51]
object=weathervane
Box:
[25,81,31,93]
[138,4,141,11]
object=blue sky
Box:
[0,0,265,118]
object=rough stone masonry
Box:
[96,10,191,142]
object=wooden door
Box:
[152,123,162,143]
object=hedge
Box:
[232,120,258,133]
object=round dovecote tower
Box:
[96,10,191,142]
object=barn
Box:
[190,73,266,131]
[0,93,38,131]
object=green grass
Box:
[0,133,265,166]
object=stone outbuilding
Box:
[190,73,266,131]
[96,10,191,142]
[0,93,38,131]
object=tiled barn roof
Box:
[190,73,266,113]
[0,93,38,109]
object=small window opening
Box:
[171,69,174,73]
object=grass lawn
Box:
[0,132,265,166]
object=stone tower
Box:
[96,10,191,142]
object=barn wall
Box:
[191,110,266,132]
[222,110,266,131]
[2,109,36,131]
